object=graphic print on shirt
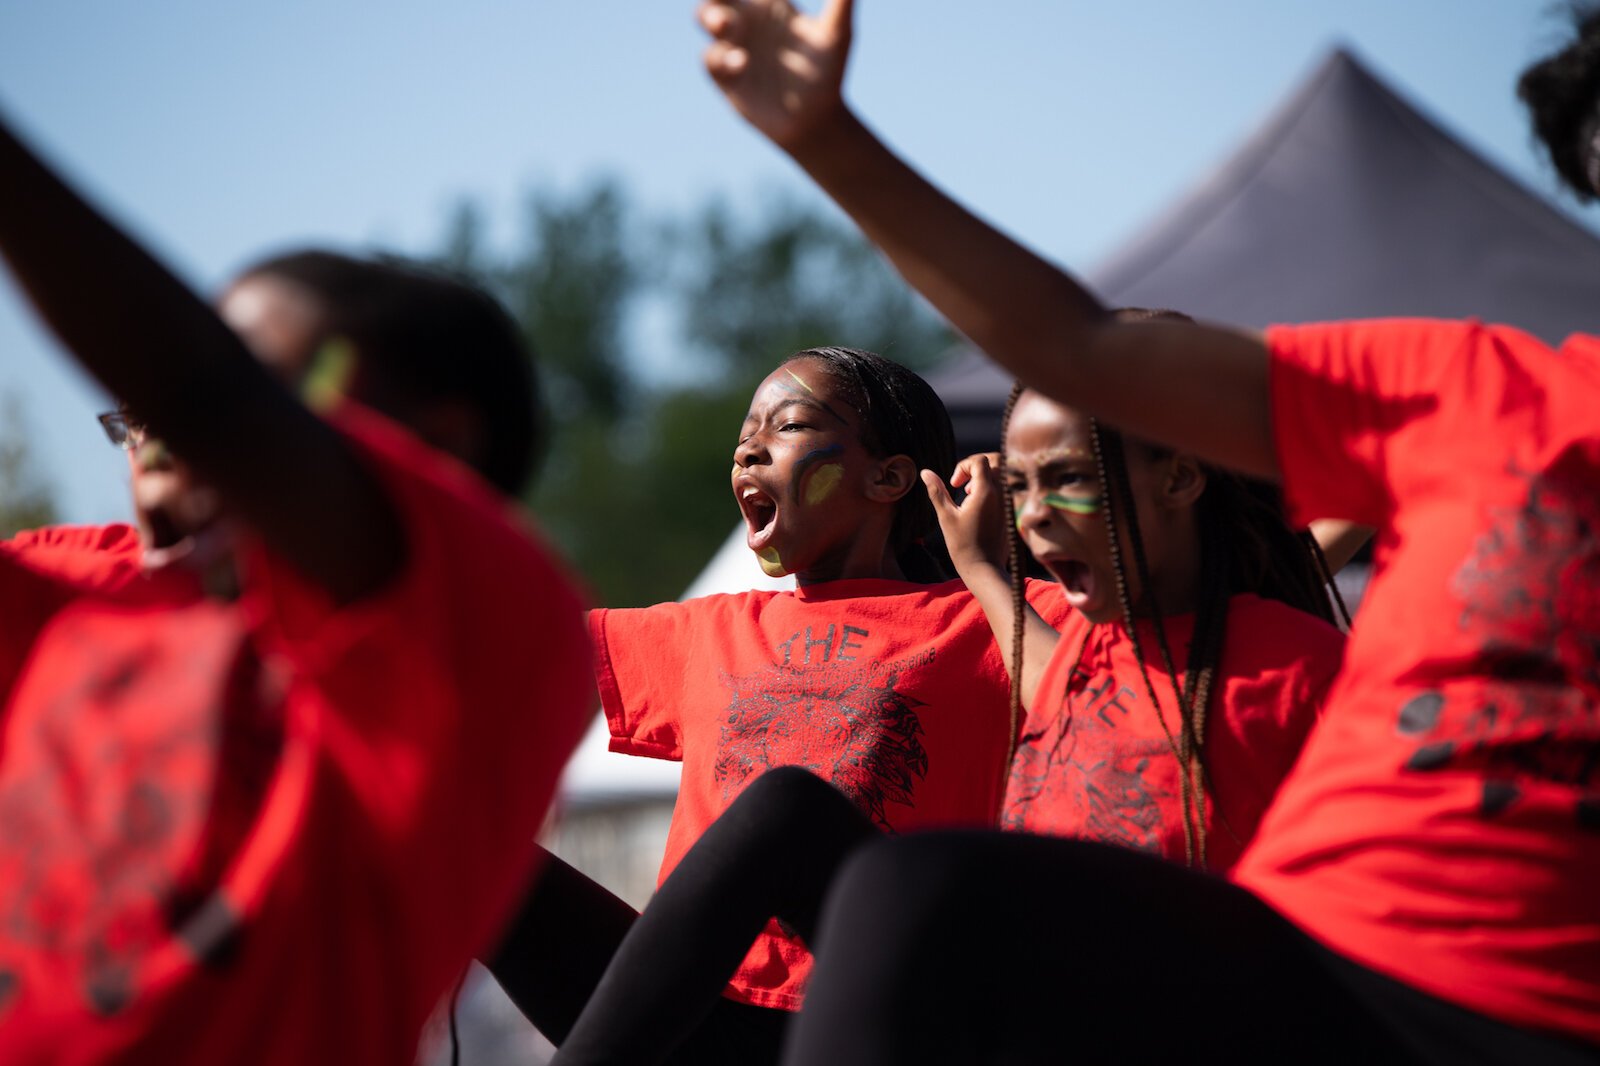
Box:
[1403,446,1600,824]
[712,622,929,830]
[1003,665,1167,852]
[0,611,285,1018]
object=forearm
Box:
[1309,519,1373,574]
[781,109,1278,478]
[0,121,268,442]
[953,557,1058,709]
[786,108,1105,390]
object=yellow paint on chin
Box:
[803,462,844,506]
[756,546,787,576]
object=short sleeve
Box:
[1,524,144,595]
[1266,319,1472,528]
[591,601,701,761]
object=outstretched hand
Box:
[697,0,855,151]
[923,452,1008,578]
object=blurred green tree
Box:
[435,183,953,608]
[0,391,60,538]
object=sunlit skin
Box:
[1004,390,1203,625]
[732,356,914,585]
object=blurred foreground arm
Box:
[0,115,400,603]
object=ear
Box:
[865,454,919,504]
[1160,453,1207,510]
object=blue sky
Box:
[1,1,1593,524]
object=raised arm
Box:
[924,454,1058,708]
[699,0,1279,479]
[0,115,401,603]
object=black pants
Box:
[783,831,1600,1066]
[487,767,875,1066]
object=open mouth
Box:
[1047,558,1099,608]
[737,484,780,551]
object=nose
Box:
[1014,486,1051,532]
[734,433,769,469]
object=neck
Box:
[793,534,906,587]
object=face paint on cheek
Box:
[1018,491,1102,529]
[756,546,786,576]
[792,444,845,505]
[300,337,357,413]
[1045,492,1101,515]
[803,463,844,506]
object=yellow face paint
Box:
[784,367,815,394]
[756,546,786,576]
[803,462,844,506]
[300,337,358,413]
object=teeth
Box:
[742,487,764,501]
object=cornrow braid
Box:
[998,382,1029,808]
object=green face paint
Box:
[300,337,358,413]
[756,546,787,577]
[1016,492,1101,530]
[1045,492,1101,515]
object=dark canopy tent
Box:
[931,47,1600,456]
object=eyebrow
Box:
[773,374,851,426]
[746,393,851,429]
[1007,447,1092,472]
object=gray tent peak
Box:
[930,45,1600,456]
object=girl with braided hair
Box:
[943,310,1349,874]
[701,0,1600,1061]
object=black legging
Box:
[781,831,1600,1066]
[487,767,876,1066]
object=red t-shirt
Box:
[1233,319,1600,1045]
[1,523,145,596]
[594,577,1069,1010]
[0,406,594,1065]
[1003,594,1343,872]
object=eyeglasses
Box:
[97,410,148,450]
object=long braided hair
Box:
[999,309,1349,866]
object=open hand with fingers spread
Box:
[697,0,855,152]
